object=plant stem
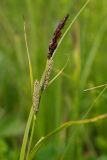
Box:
[19,107,34,160]
[20,1,91,158]
[26,115,36,160]
[28,114,107,160]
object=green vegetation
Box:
[0,0,107,159]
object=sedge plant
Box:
[19,0,107,159]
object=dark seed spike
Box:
[63,14,69,24]
[57,14,69,30]
[48,14,69,59]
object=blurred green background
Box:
[0,0,107,159]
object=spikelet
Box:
[33,80,41,113]
[43,58,53,90]
[48,14,69,59]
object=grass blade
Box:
[83,86,107,118]
[19,21,34,160]
[19,107,34,160]
[84,83,107,91]
[28,114,107,160]
[24,21,34,92]
[48,58,69,86]
[52,0,90,58]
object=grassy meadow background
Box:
[0,0,107,159]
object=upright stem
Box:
[26,115,36,160]
[19,107,34,160]
[20,59,51,160]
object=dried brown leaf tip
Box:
[48,14,69,59]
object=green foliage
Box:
[0,0,107,159]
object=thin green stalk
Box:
[28,114,107,160]
[26,115,36,160]
[20,1,91,159]
[24,21,33,92]
[21,59,51,160]
[83,87,107,119]
[52,0,90,58]
[48,57,69,86]
[60,87,107,159]
[84,83,107,91]
[19,107,34,160]
[24,21,35,157]
[19,21,34,160]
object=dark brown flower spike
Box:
[48,14,69,59]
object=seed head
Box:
[44,58,53,90]
[48,14,69,59]
[33,80,41,113]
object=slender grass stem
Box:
[24,21,33,92]
[83,87,107,118]
[19,107,34,160]
[26,115,36,160]
[48,57,69,86]
[84,83,107,91]
[20,1,91,159]
[52,0,90,58]
[20,21,35,160]
[28,114,107,160]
